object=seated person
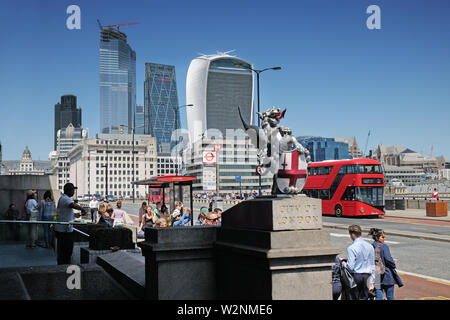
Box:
[155,218,167,228]
[137,207,156,238]
[196,207,208,225]
[97,203,114,227]
[173,207,192,227]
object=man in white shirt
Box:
[54,183,86,265]
[89,196,99,223]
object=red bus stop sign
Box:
[256,166,263,175]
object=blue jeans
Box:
[42,215,54,247]
[91,208,98,222]
[375,285,395,300]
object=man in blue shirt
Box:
[341,225,375,300]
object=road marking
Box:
[397,270,450,285]
[419,296,450,300]
[329,233,400,244]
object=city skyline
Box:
[0,0,449,161]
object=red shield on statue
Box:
[276,150,308,192]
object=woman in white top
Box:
[111,200,127,227]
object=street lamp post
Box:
[120,124,145,203]
[235,64,281,196]
[172,104,194,176]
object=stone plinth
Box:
[222,195,322,231]
[426,202,448,217]
[138,226,218,300]
[217,195,340,300]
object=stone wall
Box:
[0,174,59,214]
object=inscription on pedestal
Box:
[272,196,322,230]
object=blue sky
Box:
[0,0,449,160]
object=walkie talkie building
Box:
[186,53,254,143]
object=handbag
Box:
[340,265,357,289]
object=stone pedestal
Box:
[217,195,341,300]
[138,226,218,300]
[426,202,448,217]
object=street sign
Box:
[203,167,216,191]
[235,176,241,182]
[214,144,221,152]
[202,151,216,164]
[256,166,263,176]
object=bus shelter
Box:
[132,175,196,226]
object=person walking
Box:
[111,200,127,227]
[431,188,440,200]
[89,196,99,223]
[368,228,403,300]
[54,183,86,265]
[341,225,375,300]
[25,190,40,248]
[40,190,56,249]
[331,255,342,300]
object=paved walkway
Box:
[385,209,450,222]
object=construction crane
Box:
[97,19,140,31]
[105,22,140,31]
[363,130,371,158]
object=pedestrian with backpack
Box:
[369,228,403,300]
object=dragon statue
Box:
[238,107,311,195]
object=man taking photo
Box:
[54,182,86,265]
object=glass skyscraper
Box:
[100,28,136,134]
[135,105,145,134]
[144,63,180,145]
[298,137,351,162]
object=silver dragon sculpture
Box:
[239,107,311,195]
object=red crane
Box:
[104,22,140,31]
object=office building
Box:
[144,63,180,146]
[67,134,157,198]
[334,137,363,158]
[54,95,82,150]
[372,145,444,173]
[135,105,145,134]
[186,53,254,143]
[51,123,88,191]
[183,136,272,193]
[100,27,136,134]
[298,137,351,162]
[383,165,423,186]
[157,152,181,176]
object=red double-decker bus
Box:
[303,159,385,217]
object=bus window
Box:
[338,166,347,174]
[319,189,330,200]
[341,187,356,201]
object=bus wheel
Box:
[335,205,343,217]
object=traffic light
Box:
[120,125,124,134]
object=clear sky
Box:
[0,0,449,161]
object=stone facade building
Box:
[67,134,157,198]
